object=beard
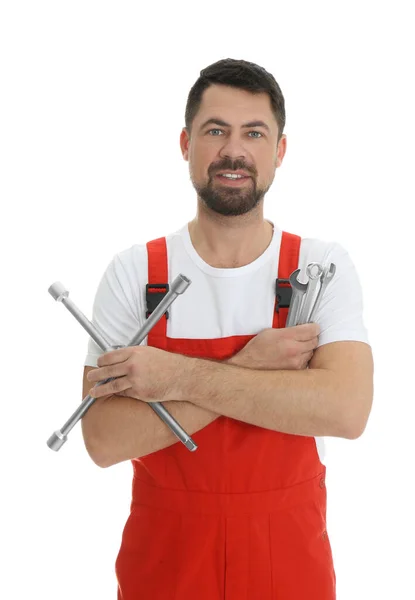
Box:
[191,172,271,217]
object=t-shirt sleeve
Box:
[84,253,143,367]
[311,242,370,348]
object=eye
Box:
[207,129,263,138]
[249,131,263,138]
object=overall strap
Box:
[272,231,302,329]
[146,237,169,349]
[145,230,302,346]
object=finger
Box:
[90,376,130,399]
[300,337,320,352]
[88,361,128,384]
[293,323,321,341]
[97,347,133,367]
[301,351,314,368]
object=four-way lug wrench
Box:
[46,274,198,453]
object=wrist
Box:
[225,356,237,366]
[166,354,199,402]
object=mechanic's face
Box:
[180,84,286,217]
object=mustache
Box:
[210,165,256,176]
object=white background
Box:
[1,1,414,598]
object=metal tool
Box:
[286,269,308,327]
[297,263,324,325]
[47,274,198,453]
[286,262,336,326]
[308,263,336,322]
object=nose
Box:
[218,132,249,161]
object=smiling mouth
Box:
[215,174,252,185]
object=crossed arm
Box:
[82,340,373,467]
[169,340,373,440]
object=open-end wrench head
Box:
[48,282,69,302]
[170,274,192,295]
[324,263,336,281]
[289,269,308,292]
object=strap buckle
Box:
[275,278,292,312]
[146,283,170,319]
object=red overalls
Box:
[115,231,336,599]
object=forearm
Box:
[83,395,220,468]
[173,358,350,439]
[83,356,240,467]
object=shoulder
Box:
[299,234,348,262]
[115,226,184,269]
[116,243,147,269]
[297,234,358,278]
[108,227,184,296]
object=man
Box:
[82,58,373,599]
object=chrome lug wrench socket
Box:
[47,274,198,453]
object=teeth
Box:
[221,174,243,179]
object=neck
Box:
[188,213,274,268]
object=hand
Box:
[228,323,320,370]
[87,345,189,402]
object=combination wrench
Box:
[286,262,336,326]
[297,263,325,325]
[308,263,336,322]
[286,269,308,327]
[47,274,198,453]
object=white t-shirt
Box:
[84,219,370,463]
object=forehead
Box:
[195,84,276,130]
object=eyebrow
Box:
[200,117,270,134]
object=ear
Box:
[276,134,287,168]
[180,128,190,161]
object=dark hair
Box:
[185,58,286,143]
